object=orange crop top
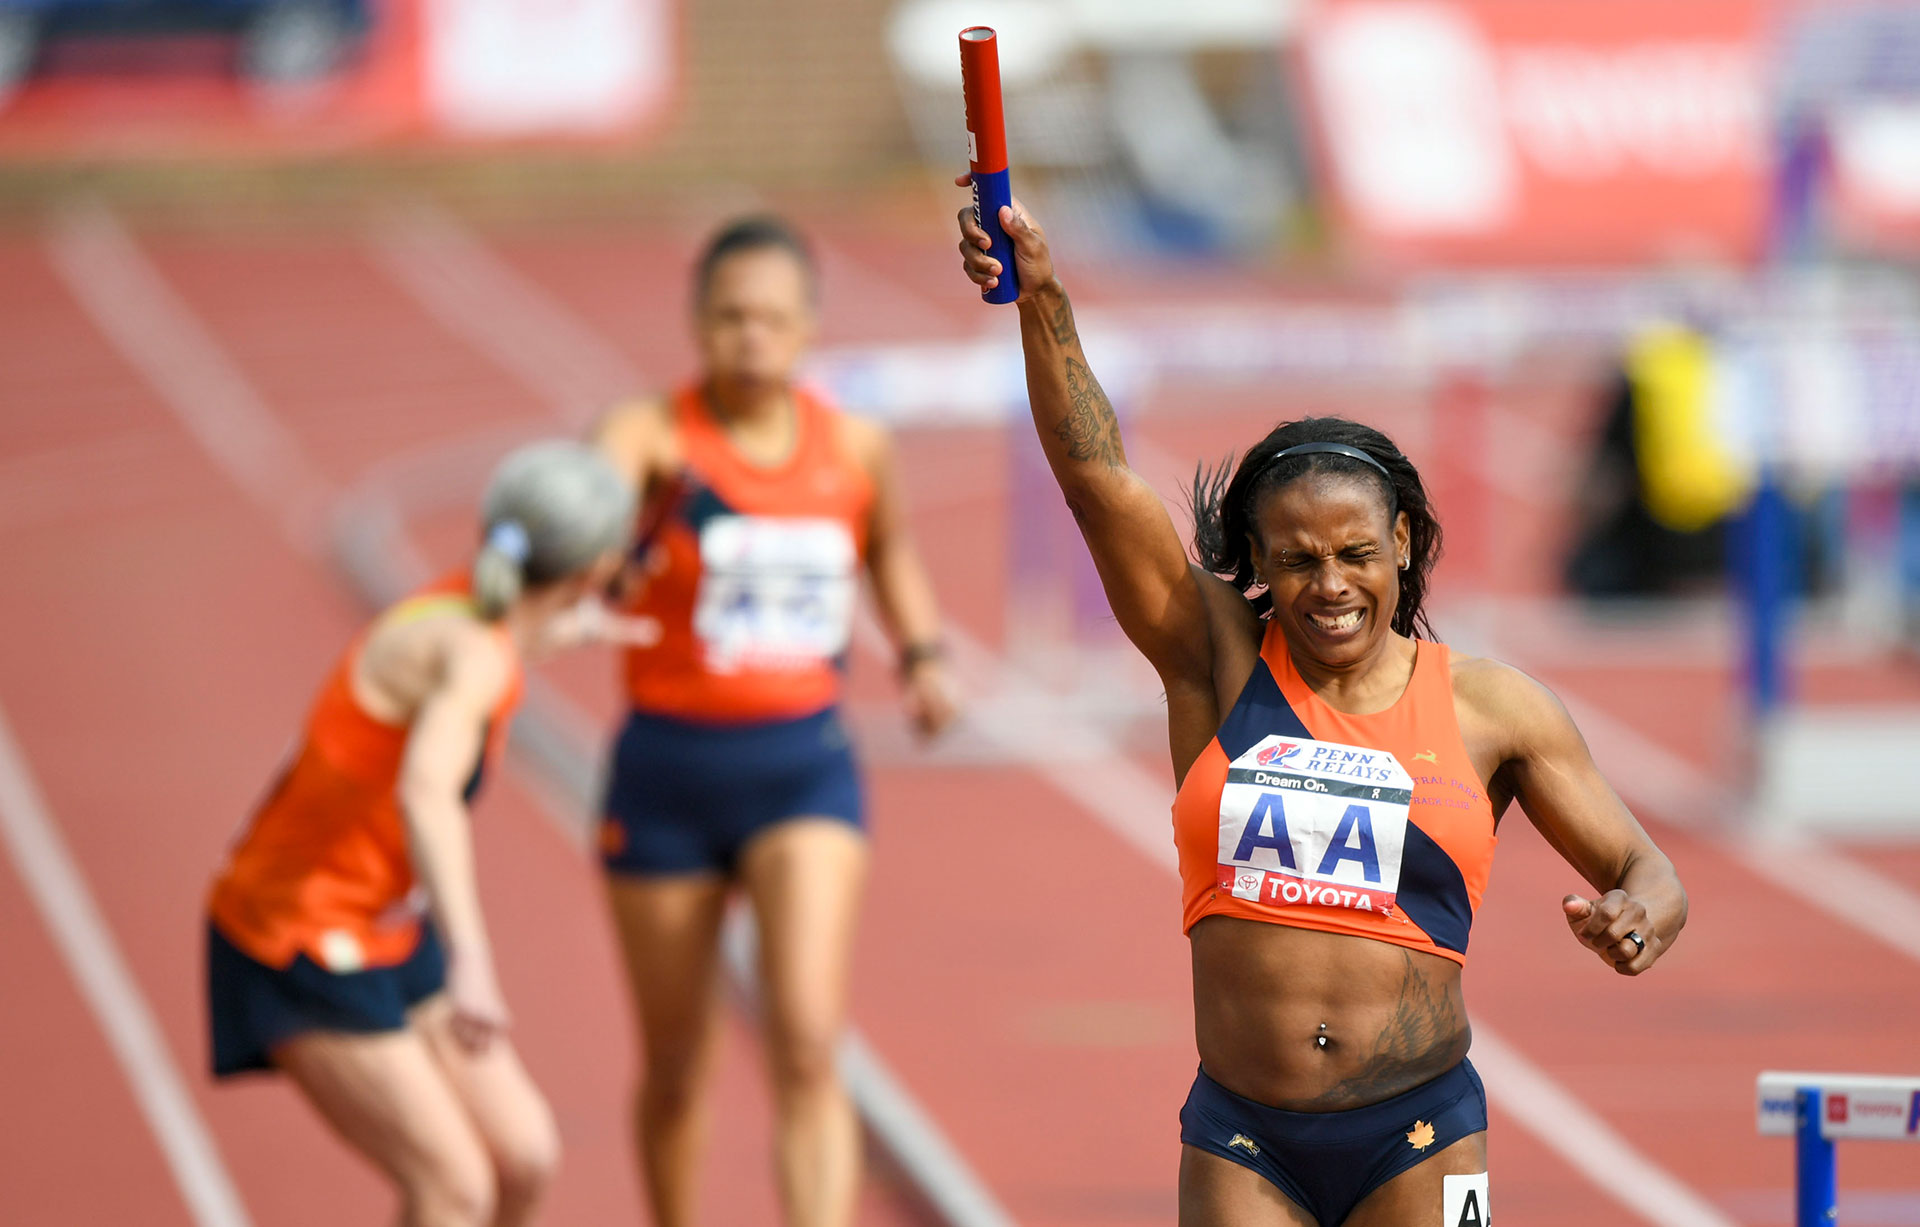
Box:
[621,382,874,724]
[207,577,523,973]
[1172,625,1497,965]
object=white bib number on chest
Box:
[693,515,857,672]
[1216,734,1414,916]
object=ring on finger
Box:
[1624,931,1646,954]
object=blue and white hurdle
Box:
[1757,1070,1920,1226]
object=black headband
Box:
[1264,441,1392,481]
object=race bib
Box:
[1216,734,1414,916]
[692,515,857,672]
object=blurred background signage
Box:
[0,0,677,151]
[1299,0,1772,265]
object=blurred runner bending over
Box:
[207,442,639,1227]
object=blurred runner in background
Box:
[593,216,957,1227]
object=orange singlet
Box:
[622,383,874,724]
[1172,625,1496,964]
[207,577,523,974]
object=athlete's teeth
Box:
[1312,610,1362,630]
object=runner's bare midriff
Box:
[1190,917,1469,1112]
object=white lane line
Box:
[718,911,1020,1227]
[0,702,252,1227]
[367,203,638,429]
[1469,1031,1739,1227]
[33,201,311,1221]
[1551,691,1735,833]
[1726,834,1920,966]
[45,204,334,550]
[836,1030,1018,1227]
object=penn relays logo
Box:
[1255,742,1302,767]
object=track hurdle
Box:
[1756,1070,1920,1225]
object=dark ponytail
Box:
[1190,417,1443,639]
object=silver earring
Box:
[1398,557,1409,570]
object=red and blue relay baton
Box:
[960,26,1018,305]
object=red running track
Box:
[2,206,1918,1226]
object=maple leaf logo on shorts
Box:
[1406,1120,1436,1150]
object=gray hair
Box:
[472,441,635,620]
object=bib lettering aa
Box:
[1216,734,1415,917]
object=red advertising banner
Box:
[1299,0,1775,266]
[0,0,677,156]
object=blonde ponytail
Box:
[472,519,531,620]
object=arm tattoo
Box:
[1048,293,1076,345]
[1054,356,1124,468]
[1309,950,1468,1108]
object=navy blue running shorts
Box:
[1180,1059,1488,1226]
[206,919,445,1078]
[600,705,864,877]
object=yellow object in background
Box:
[1627,323,1752,533]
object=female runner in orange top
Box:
[593,217,957,1227]
[955,193,1688,1225]
[206,442,639,1227]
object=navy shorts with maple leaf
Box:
[1179,1058,1486,1225]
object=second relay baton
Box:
[960,26,1018,305]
